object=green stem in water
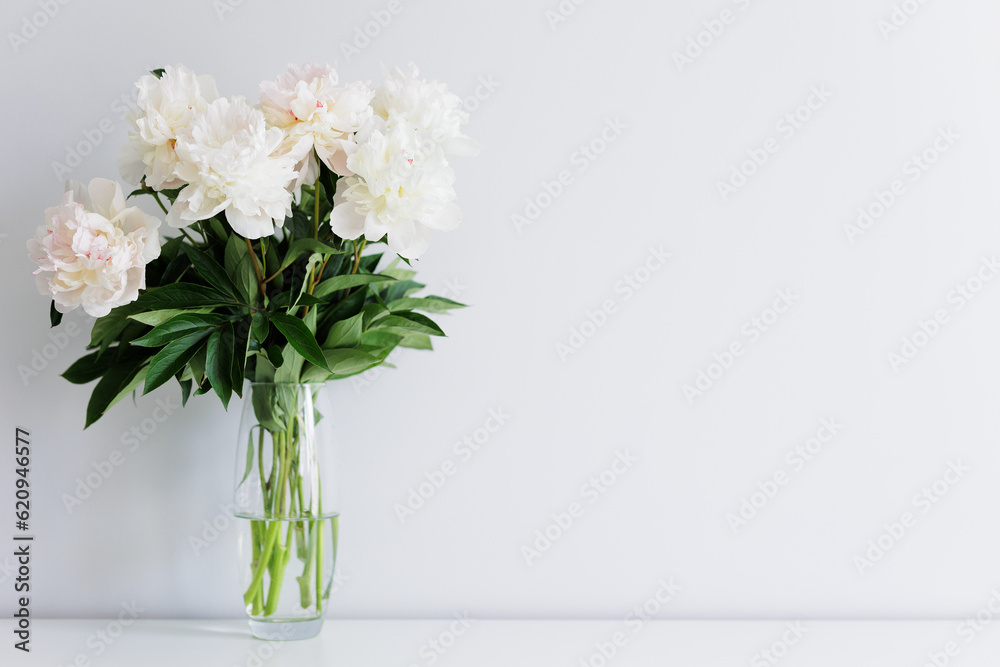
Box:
[294,478,308,561]
[243,389,338,619]
[296,519,317,609]
[261,415,296,615]
[243,518,281,606]
[257,427,267,509]
[263,521,293,616]
[244,425,290,609]
[255,585,264,614]
[315,485,324,613]
[249,520,264,615]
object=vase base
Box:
[248,617,324,641]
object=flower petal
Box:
[88,178,126,218]
[117,145,147,186]
[422,202,461,231]
[329,201,365,239]
[226,208,275,240]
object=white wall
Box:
[2,0,1000,620]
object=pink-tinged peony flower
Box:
[259,63,374,187]
[28,179,162,318]
[372,63,480,157]
[119,65,219,190]
[168,97,297,239]
[329,119,460,259]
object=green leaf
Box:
[225,235,257,304]
[268,291,291,309]
[132,314,229,348]
[183,246,241,301]
[107,366,148,411]
[319,162,339,203]
[158,234,185,261]
[294,238,343,256]
[361,303,390,329]
[276,238,345,276]
[157,186,184,204]
[325,348,381,374]
[323,313,364,348]
[289,253,323,313]
[387,296,467,313]
[359,330,403,348]
[179,378,192,406]
[294,294,327,307]
[357,252,383,274]
[84,359,146,428]
[300,182,332,231]
[287,208,313,238]
[399,334,433,350]
[375,312,446,337]
[381,266,417,282]
[266,344,284,369]
[251,384,285,431]
[129,307,214,327]
[251,310,269,344]
[263,239,280,279]
[224,233,248,273]
[118,320,150,348]
[150,68,165,78]
[385,279,425,303]
[89,302,144,353]
[319,252,347,281]
[62,351,116,385]
[267,312,330,372]
[240,427,257,485]
[159,250,193,285]
[206,323,235,409]
[273,345,304,384]
[321,288,366,325]
[135,283,233,310]
[302,349,380,382]
[231,318,249,396]
[143,330,213,395]
[49,302,62,328]
[209,218,228,243]
[189,344,207,390]
[313,274,395,298]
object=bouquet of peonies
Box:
[27,62,477,427]
[26,62,476,633]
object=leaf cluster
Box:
[60,165,464,427]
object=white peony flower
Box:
[329,119,460,259]
[119,65,219,190]
[259,62,374,186]
[28,178,162,318]
[168,97,297,239]
[372,63,480,157]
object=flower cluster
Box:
[258,62,373,187]
[117,62,476,254]
[257,62,478,257]
[28,179,161,317]
[30,62,476,318]
[26,64,477,621]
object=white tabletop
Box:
[4,619,1000,666]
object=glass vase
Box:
[234,382,340,640]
